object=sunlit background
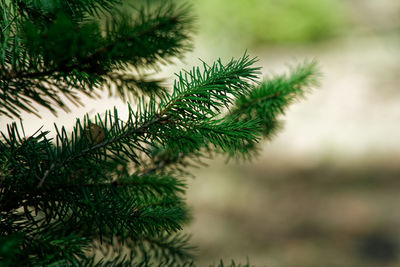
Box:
[2,0,400,266]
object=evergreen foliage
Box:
[0,0,319,266]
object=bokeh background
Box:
[183,1,400,266]
[2,0,400,266]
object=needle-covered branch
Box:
[0,1,193,117]
[10,54,260,186]
[140,61,319,174]
[230,61,319,138]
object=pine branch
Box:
[85,233,195,266]
[0,2,194,118]
[0,55,262,267]
[230,60,319,137]
[8,6,192,79]
[25,54,259,188]
[105,72,166,100]
[19,231,90,266]
[139,233,196,266]
[41,174,187,201]
[16,183,189,242]
[11,0,122,22]
[134,61,319,175]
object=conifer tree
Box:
[0,0,319,266]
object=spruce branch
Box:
[18,182,190,243]
[10,0,122,21]
[0,2,194,118]
[87,233,195,266]
[105,71,166,100]
[136,61,320,175]
[29,54,260,189]
[230,60,319,138]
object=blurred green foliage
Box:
[191,0,347,45]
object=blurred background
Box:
[2,0,400,266]
[183,0,400,266]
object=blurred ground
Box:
[188,159,400,267]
